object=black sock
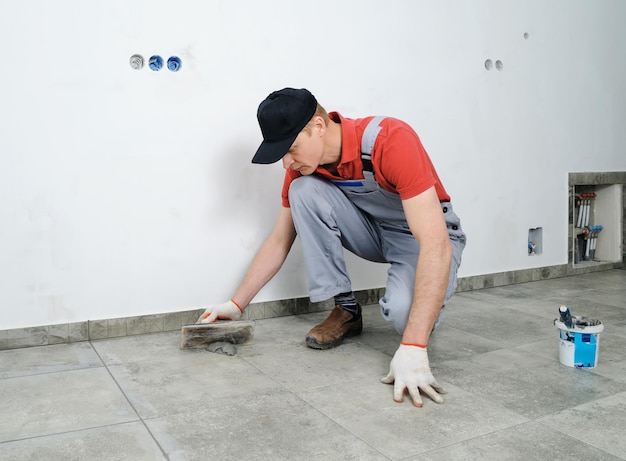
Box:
[334,292,360,317]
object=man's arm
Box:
[381,185,452,406]
[198,207,296,322]
[231,207,297,309]
[401,186,452,345]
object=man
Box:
[198,88,466,407]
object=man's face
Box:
[281,128,324,175]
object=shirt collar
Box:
[329,111,360,166]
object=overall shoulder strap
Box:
[360,116,387,173]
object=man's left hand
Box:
[380,344,446,407]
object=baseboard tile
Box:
[1,262,622,350]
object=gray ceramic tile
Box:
[235,312,322,350]
[455,283,541,307]
[602,315,626,330]
[538,392,626,459]
[510,269,536,284]
[361,302,390,328]
[240,337,390,394]
[91,331,186,365]
[300,379,528,459]
[357,323,401,356]
[589,359,626,385]
[497,298,572,321]
[294,296,314,315]
[88,320,108,340]
[105,350,282,419]
[457,272,502,291]
[513,338,561,363]
[144,314,165,333]
[262,299,296,317]
[357,315,504,362]
[47,324,70,344]
[574,287,626,310]
[0,342,103,379]
[180,310,203,327]
[538,280,626,309]
[163,312,184,331]
[7,326,48,349]
[442,297,556,348]
[418,421,622,461]
[107,318,127,338]
[0,367,138,442]
[529,272,617,294]
[427,324,505,363]
[127,315,158,335]
[126,316,147,335]
[146,390,386,461]
[577,269,626,286]
[241,303,266,320]
[69,321,89,342]
[435,348,626,419]
[445,292,492,310]
[0,421,167,461]
[569,171,626,185]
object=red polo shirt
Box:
[281,112,450,207]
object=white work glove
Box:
[197,300,243,324]
[380,344,446,407]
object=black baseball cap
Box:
[252,88,317,164]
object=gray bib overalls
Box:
[288,117,466,334]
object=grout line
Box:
[1,420,146,446]
[413,420,534,459]
[240,351,395,460]
[88,340,171,461]
[533,420,623,460]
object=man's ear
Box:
[313,115,326,136]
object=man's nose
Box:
[282,153,294,169]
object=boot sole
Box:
[305,326,362,350]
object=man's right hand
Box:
[380,344,445,407]
[197,300,243,323]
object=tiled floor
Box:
[1,269,625,460]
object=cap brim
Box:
[251,135,297,164]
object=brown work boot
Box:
[305,305,362,350]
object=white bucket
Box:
[555,320,604,368]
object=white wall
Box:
[1,0,625,329]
